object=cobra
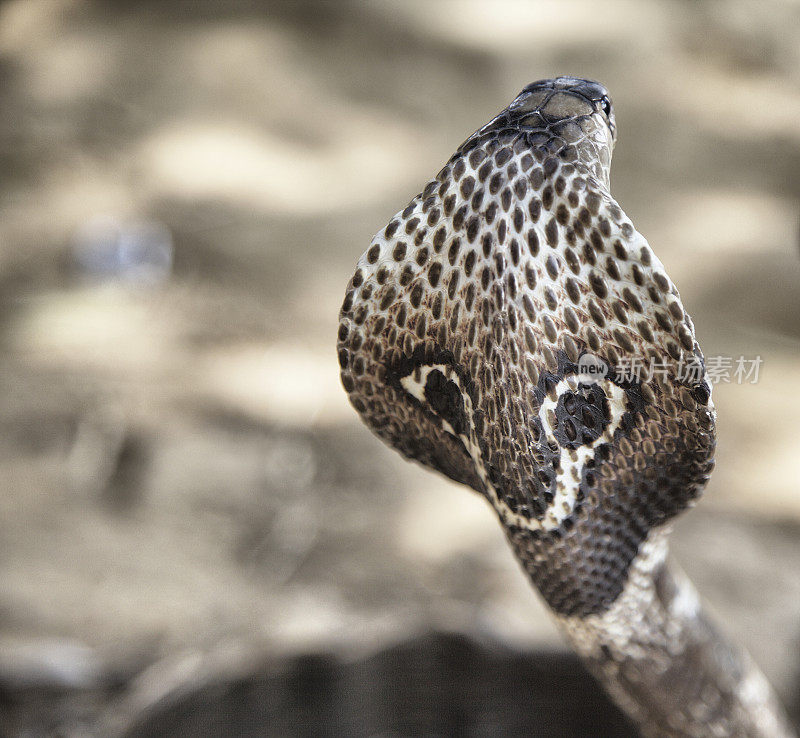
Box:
[337,77,795,737]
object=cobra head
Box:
[338,77,715,618]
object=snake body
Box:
[337,77,794,737]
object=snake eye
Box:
[600,96,612,118]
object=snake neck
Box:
[544,527,796,738]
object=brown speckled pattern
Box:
[337,78,795,737]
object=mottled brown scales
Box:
[337,77,794,738]
[612,300,629,324]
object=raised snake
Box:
[336,77,795,737]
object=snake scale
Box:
[337,77,795,737]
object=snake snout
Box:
[515,76,617,144]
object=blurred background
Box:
[0,1,798,735]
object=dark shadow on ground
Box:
[123,632,638,738]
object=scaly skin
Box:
[337,77,795,737]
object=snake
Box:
[336,77,795,737]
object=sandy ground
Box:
[0,1,798,735]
